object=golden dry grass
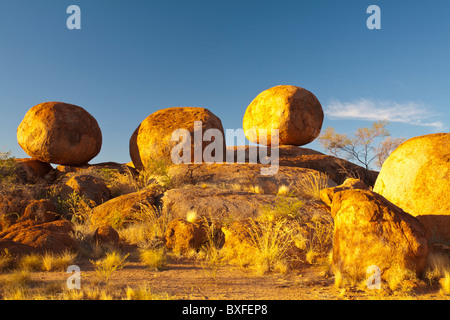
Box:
[139,248,167,271]
[298,172,331,200]
[90,251,129,284]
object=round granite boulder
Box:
[17,102,102,165]
[243,85,324,146]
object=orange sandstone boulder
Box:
[17,102,102,165]
[243,85,324,146]
[130,107,226,170]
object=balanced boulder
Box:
[17,102,102,165]
[243,85,324,146]
[130,107,226,170]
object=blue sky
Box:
[0,0,449,165]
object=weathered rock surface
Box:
[416,215,450,245]
[0,195,30,230]
[13,158,54,183]
[61,174,112,206]
[55,162,137,178]
[0,220,77,254]
[165,218,206,253]
[19,199,60,223]
[17,102,102,165]
[169,163,337,196]
[130,107,226,170]
[227,145,378,186]
[373,133,450,242]
[320,178,369,207]
[329,189,429,280]
[90,186,161,228]
[162,186,326,222]
[93,225,120,244]
[243,85,324,146]
[163,187,275,221]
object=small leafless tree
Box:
[317,120,404,170]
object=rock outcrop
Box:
[60,174,112,206]
[162,186,311,222]
[227,145,378,186]
[19,199,60,223]
[0,220,77,255]
[320,178,369,207]
[169,163,337,196]
[93,225,120,244]
[13,158,54,183]
[90,186,161,228]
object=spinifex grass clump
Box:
[90,250,129,284]
[139,248,167,271]
[41,251,77,272]
[248,219,294,275]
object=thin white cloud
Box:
[325,99,444,131]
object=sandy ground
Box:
[20,255,449,301]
